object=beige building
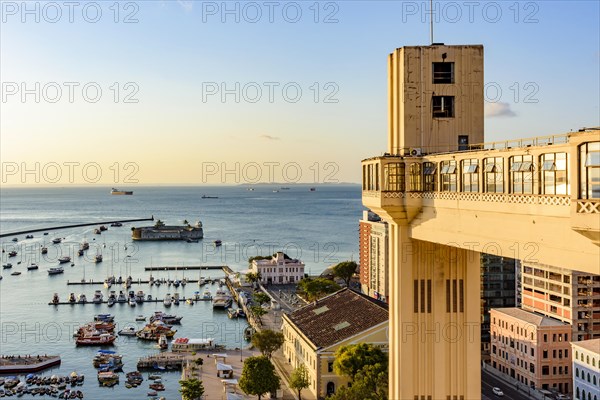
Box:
[251,252,304,285]
[359,210,389,302]
[521,263,600,341]
[361,42,600,400]
[490,308,573,394]
[281,288,388,399]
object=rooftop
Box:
[286,288,388,348]
[571,338,600,355]
[492,308,568,327]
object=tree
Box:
[183,219,189,225]
[251,329,284,359]
[245,272,261,284]
[179,378,205,400]
[154,219,165,228]
[239,356,280,400]
[297,277,341,302]
[253,292,271,306]
[289,364,310,400]
[333,343,387,380]
[250,305,268,324]
[194,357,203,366]
[332,261,358,287]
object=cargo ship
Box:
[111,188,133,195]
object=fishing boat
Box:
[117,327,138,336]
[41,246,48,254]
[149,382,165,391]
[48,267,64,275]
[135,321,176,341]
[309,187,316,191]
[214,240,222,247]
[58,256,71,264]
[3,263,12,269]
[157,334,168,350]
[97,371,119,387]
[92,290,103,304]
[99,225,108,232]
[27,263,39,270]
[94,314,115,322]
[76,333,116,346]
[52,238,62,244]
[8,251,17,257]
[150,311,182,324]
[201,195,218,199]
[94,254,103,263]
[111,188,133,195]
[93,350,123,371]
[135,315,146,321]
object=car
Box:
[492,387,504,396]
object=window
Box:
[542,366,549,375]
[543,350,548,358]
[433,62,454,84]
[580,142,600,199]
[423,162,437,191]
[510,155,534,194]
[409,163,422,191]
[384,163,405,192]
[327,362,334,372]
[462,159,479,192]
[541,152,569,195]
[440,161,457,192]
[484,157,504,193]
[432,96,455,118]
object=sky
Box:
[1,0,599,185]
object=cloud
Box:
[485,102,517,118]
[177,1,193,12]
[259,135,280,141]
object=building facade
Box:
[281,288,388,399]
[481,254,517,360]
[571,339,600,400]
[251,252,304,285]
[359,210,389,302]
[490,308,573,394]
[521,263,600,341]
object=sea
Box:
[0,185,362,399]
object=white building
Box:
[251,252,304,285]
[571,339,600,400]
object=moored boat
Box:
[48,267,64,275]
[76,333,116,346]
[58,256,71,264]
[92,290,103,304]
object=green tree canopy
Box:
[331,261,358,287]
[289,364,310,400]
[251,329,284,359]
[297,277,341,302]
[330,343,388,400]
[250,305,268,324]
[245,272,261,284]
[239,356,280,400]
[253,292,271,306]
[333,343,387,380]
[178,378,205,400]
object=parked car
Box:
[492,387,504,396]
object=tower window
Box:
[433,62,454,84]
[432,96,454,118]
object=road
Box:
[482,369,532,400]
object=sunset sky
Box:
[1,1,598,185]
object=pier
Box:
[136,352,188,371]
[0,355,61,374]
[47,298,212,306]
[144,266,225,271]
[65,278,224,286]
[0,217,154,238]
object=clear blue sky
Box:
[1,1,598,184]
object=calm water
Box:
[0,185,362,399]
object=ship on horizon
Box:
[111,188,133,195]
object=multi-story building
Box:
[571,339,600,400]
[358,210,389,302]
[481,255,517,360]
[281,288,388,399]
[251,252,304,285]
[360,41,599,399]
[490,308,573,394]
[521,263,600,341]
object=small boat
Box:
[247,187,255,191]
[25,234,34,239]
[198,277,206,286]
[48,267,64,275]
[41,246,48,254]
[135,291,145,303]
[94,229,101,235]
[68,293,77,303]
[186,298,194,305]
[92,290,104,304]
[129,298,136,307]
[201,195,218,199]
[117,291,127,303]
[111,188,133,195]
[78,293,87,303]
[10,271,21,275]
[186,238,199,243]
[135,315,146,321]
[77,333,116,346]
[104,277,114,288]
[214,240,222,247]
[3,263,12,269]
[8,251,17,257]
[157,334,168,350]
[147,391,158,397]
[77,249,84,256]
[173,292,180,306]
[52,293,60,305]
[202,289,212,300]
[94,254,103,263]
[149,383,165,391]
[118,327,138,336]
[44,232,49,235]
[58,256,71,264]
[110,222,123,227]
[107,297,115,307]
[310,187,316,191]
[227,308,238,319]
[99,226,108,231]
[273,190,279,193]
[97,371,119,386]
[163,294,171,307]
[27,263,39,270]
[94,314,115,322]
[146,294,153,301]
[52,238,62,244]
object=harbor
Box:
[0,217,154,238]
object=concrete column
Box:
[387,221,481,399]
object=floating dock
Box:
[0,355,61,374]
[0,217,154,238]
[48,298,212,306]
[66,277,225,286]
[144,266,225,271]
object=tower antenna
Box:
[430,0,434,44]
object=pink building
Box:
[490,308,573,395]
